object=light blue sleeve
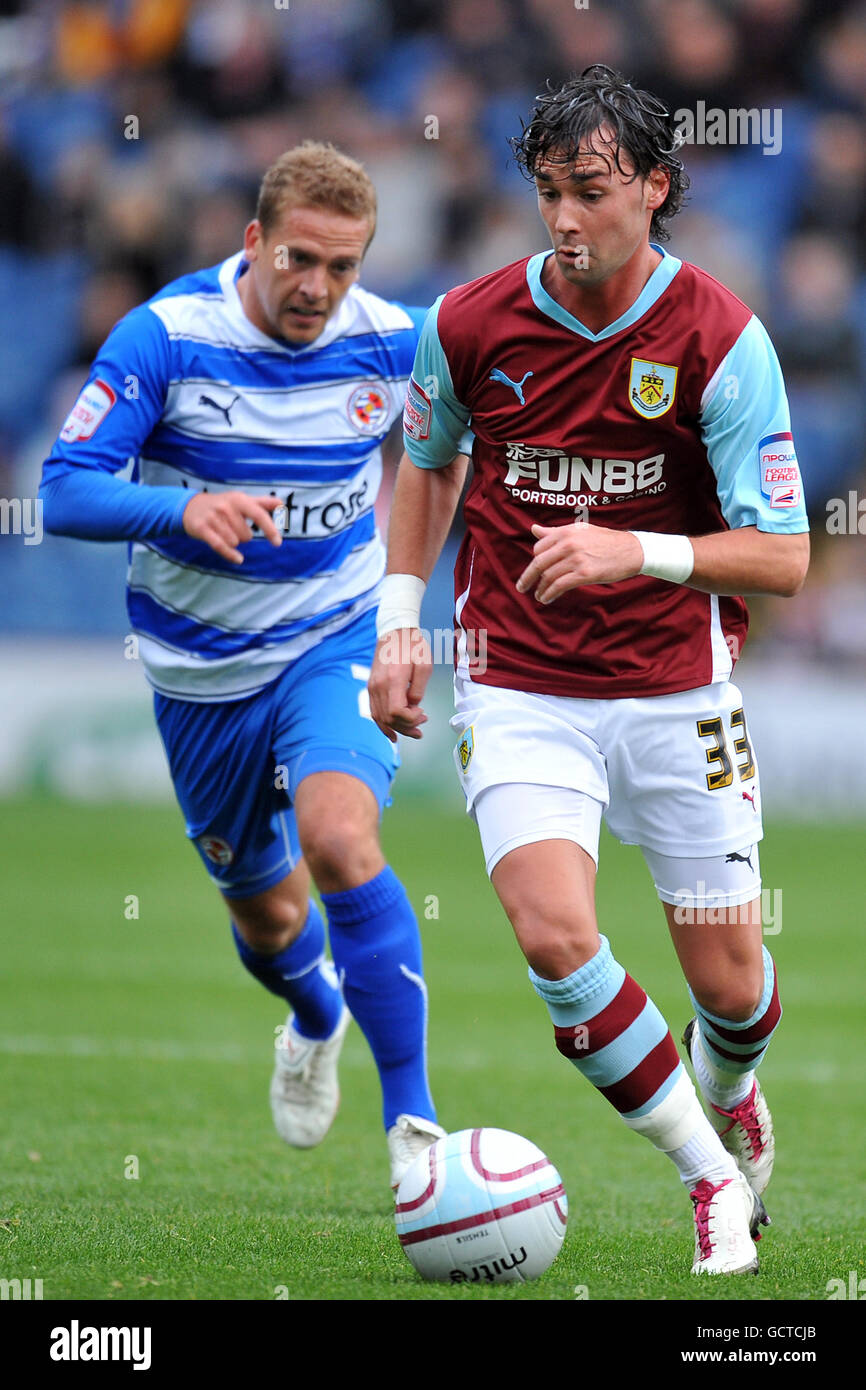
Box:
[700,315,809,533]
[402,296,473,468]
[397,303,431,339]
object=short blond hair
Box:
[256,141,377,240]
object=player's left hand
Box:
[516,521,644,604]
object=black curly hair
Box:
[511,65,689,242]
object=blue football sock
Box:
[322,865,436,1131]
[231,901,344,1041]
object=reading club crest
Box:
[347,383,389,435]
[197,834,234,866]
[628,358,678,420]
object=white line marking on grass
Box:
[0,1038,853,1084]
[0,1033,258,1062]
[0,1033,372,1065]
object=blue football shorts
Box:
[154,609,397,898]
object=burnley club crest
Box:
[628,358,678,419]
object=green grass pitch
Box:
[0,795,864,1303]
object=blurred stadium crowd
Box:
[1,0,864,661]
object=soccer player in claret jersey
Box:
[40,142,450,1191]
[370,66,810,1273]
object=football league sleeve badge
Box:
[758,432,802,509]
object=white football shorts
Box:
[451,673,763,902]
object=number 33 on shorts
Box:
[696,706,756,793]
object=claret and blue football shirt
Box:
[403,246,809,699]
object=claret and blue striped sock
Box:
[530,935,737,1188]
[690,946,782,1111]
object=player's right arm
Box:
[369,296,472,742]
[39,305,281,562]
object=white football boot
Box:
[683,1018,775,1196]
[689,1171,769,1275]
[387,1114,447,1191]
[270,1006,351,1148]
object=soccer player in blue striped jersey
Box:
[39,141,453,1189]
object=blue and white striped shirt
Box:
[41,251,424,700]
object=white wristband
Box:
[631,531,695,585]
[376,573,427,637]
